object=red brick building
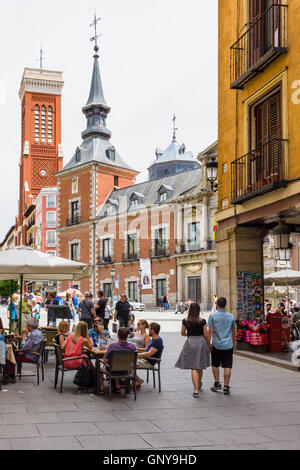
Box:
[56,44,138,295]
[15,68,64,246]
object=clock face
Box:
[40,169,47,177]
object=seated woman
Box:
[130,319,150,352]
[63,321,93,370]
[55,321,69,350]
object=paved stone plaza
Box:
[1,307,300,450]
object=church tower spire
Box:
[82,14,111,140]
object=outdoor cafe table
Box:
[88,347,106,395]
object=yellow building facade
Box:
[218,0,300,314]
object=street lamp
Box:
[206,159,218,192]
[272,220,291,261]
[110,268,115,308]
[139,267,143,304]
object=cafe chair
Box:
[137,349,164,393]
[0,341,7,390]
[100,351,138,401]
[16,339,46,386]
[41,330,58,363]
[53,342,87,393]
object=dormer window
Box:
[179,144,186,155]
[106,146,116,161]
[160,192,168,202]
[129,192,144,210]
[130,200,140,210]
[75,148,81,163]
[104,199,119,217]
[158,184,173,202]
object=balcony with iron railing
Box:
[176,240,216,254]
[230,3,287,89]
[67,216,81,226]
[122,252,139,262]
[231,138,288,204]
[97,255,114,265]
[150,248,169,258]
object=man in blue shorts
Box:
[207,297,236,395]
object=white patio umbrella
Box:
[0,247,90,281]
[0,247,90,334]
[264,269,300,313]
[264,269,300,287]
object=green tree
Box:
[0,281,18,298]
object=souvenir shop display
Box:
[236,318,270,352]
[236,271,264,322]
[236,271,266,351]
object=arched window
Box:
[47,106,53,144]
[41,106,46,143]
[34,105,40,143]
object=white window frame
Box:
[46,230,56,247]
[47,195,56,209]
[46,211,56,228]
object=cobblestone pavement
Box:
[1,306,300,450]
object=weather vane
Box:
[90,12,102,52]
[172,113,178,142]
[37,42,45,70]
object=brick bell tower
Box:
[17,68,64,245]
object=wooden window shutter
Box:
[253,89,282,183]
[269,92,282,174]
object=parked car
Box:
[128,298,145,312]
[111,296,145,311]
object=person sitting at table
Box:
[130,319,150,352]
[101,327,136,393]
[55,321,69,349]
[14,318,44,376]
[63,321,93,371]
[136,322,164,387]
[89,317,109,347]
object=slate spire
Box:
[82,16,111,140]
